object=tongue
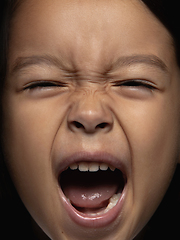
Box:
[61,170,119,209]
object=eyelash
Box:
[113,80,156,90]
[23,80,67,90]
[23,79,156,92]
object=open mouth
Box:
[58,160,126,226]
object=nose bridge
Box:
[67,89,113,133]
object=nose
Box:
[67,94,113,134]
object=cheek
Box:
[2,97,53,189]
[138,112,178,221]
[113,92,180,228]
[2,96,69,236]
[131,113,178,204]
[2,92,69,158]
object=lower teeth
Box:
[89,193,121,216]
[102,193,121,214]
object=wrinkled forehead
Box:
[9,0,174,73]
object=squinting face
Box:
[2,0,180,239]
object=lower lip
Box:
[59,186,126,228]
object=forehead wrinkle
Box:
[10,54,111,86]
[63,53,112,84]
[71,69,110,87]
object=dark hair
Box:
[142,0,180,66]
[0,1,180,239]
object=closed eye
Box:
[23,80,67,90]
[113,80,156,90]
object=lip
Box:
[60,184,127,228]
[56,151,127,178]
[55,151,128,228]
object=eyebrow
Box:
[11,53,169,75]
[11,55,73,75]
[110,54,168,73]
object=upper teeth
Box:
[69,162,116,172]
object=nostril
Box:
[96,122,109,129]
[73,121,85,129]
[70,121,110,133]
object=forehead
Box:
[9,0,174,72]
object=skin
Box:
[2,0,180,239]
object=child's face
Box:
[2,0,180,239]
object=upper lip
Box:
[55,151,128,180]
